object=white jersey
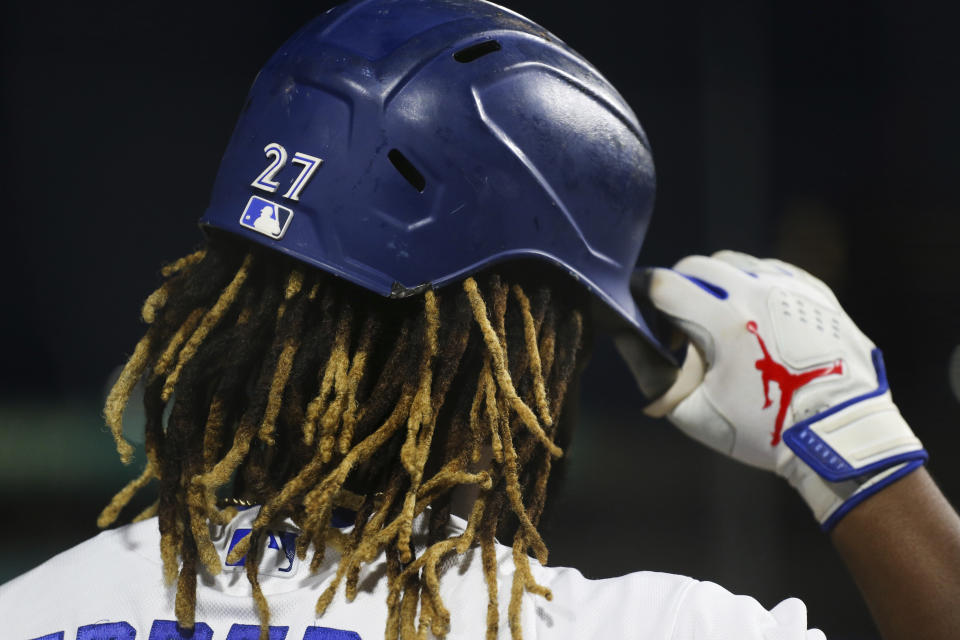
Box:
[0,507,826,640]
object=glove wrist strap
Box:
[782,391,928,530]
[789,459,927,531]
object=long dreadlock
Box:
[99,231,590,640]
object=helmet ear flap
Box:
[200,0,661,354]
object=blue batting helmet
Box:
[199,0,670,367]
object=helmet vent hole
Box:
[388,149,426,193]
[453,40,501,63]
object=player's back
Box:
[0,508,821,640]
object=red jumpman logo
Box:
[746,321,843,446]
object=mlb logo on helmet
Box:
[240,196,294,240]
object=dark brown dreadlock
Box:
[99,232,590,640]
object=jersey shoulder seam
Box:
[664,577,698,640]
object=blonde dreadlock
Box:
[100,232,589,640]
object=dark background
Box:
[2,1,959,638]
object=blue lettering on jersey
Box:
[226,528,252,567]
[270,531,297,572]
[226,529,297,573]
[149,620,214,640]
[303,627,361,640]
[29,620,362,640]
[225,624,288,640]
[77,622,136,640]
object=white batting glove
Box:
[639,251,927,530]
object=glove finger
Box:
[711,250,783,277]
[647,264,730,316]
[712,250,840,307]
[671,254,758,293]
[646,266,734,362]
[644,342,706,418]
[761,257,840,306]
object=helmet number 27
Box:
[251,142,323,202]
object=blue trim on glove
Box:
[820,458,927,532]
[682,274,729,299]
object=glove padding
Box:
[641,251,927,530]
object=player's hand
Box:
[636,251,927,529]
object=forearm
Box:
[830,467,960,640]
